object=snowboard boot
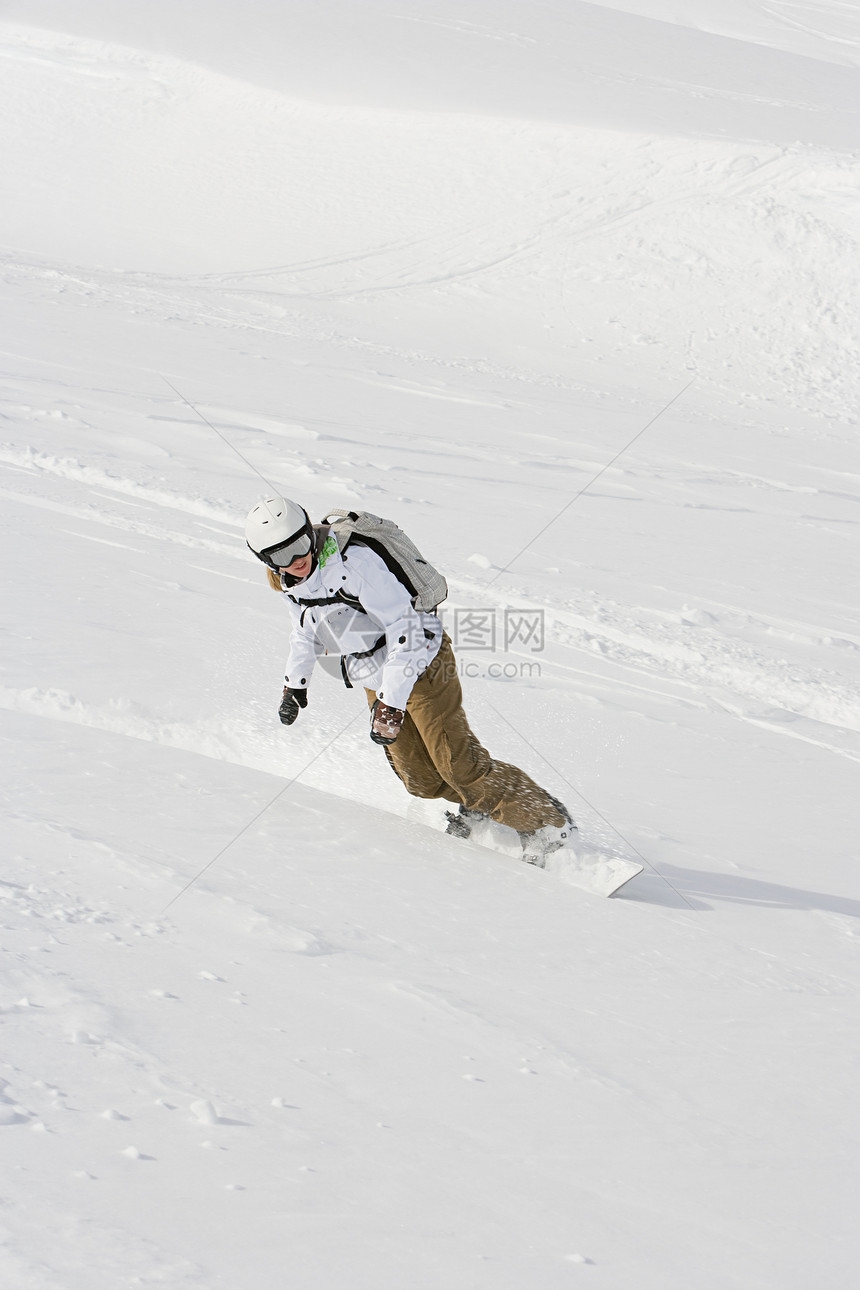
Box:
[444,805,489,840]
[518,796,577,868]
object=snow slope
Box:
[2,2,859,1287]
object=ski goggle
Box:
[259,533,313,570]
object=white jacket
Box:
[281,537,442,710]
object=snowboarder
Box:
[245,496,574,865]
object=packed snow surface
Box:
[2,2,859,1287]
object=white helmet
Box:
[245,496,316,581]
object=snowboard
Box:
[406,800,644,898]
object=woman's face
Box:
[280,552,312,581]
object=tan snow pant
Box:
[365,634,566,833]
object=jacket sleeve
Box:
[283,601,320,690]
[346,547,440,709]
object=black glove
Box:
[370,699,405,746]
[279,687,308,726]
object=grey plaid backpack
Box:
[323,509,448,613]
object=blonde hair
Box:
[265,568,282,592]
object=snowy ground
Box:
[2,2,859,1287]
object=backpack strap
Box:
[339,631,387,689]
[292,590,365,629]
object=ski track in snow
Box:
[2,404,858,769]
